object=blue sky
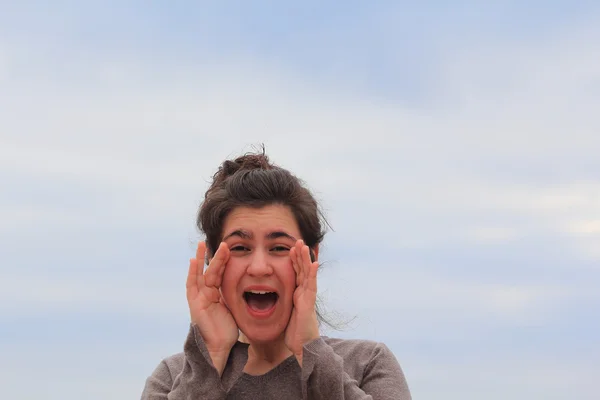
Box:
[1,1,600,399]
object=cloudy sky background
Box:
[1,1,599,399]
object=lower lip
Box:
[245,300,277,319]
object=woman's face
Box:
[220,204,307,344]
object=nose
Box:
[246,249,273,277]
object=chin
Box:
[240,323,285,344]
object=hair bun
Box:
[211,149,273,189]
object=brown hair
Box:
[197,147,333,326]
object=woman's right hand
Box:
[186,241,239,376]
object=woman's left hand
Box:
[285,240,320,367]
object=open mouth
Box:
[243,290,279,313]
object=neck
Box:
[245,334,292,366]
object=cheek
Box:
[277,260,298,295]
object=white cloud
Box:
[1,18,599,269]
[408,359,600,400]
[462,226,520,244]
[0,47,8,83]
[568,219,600,235]
[0,270,188,319]
[320,264,576,328]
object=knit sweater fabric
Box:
[141,324,411,399]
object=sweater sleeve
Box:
[301,338,411,400]
[141,324,245,400]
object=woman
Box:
[141,151,411,399]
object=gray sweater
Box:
[141,324,411,399]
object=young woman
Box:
[141,151,411,399]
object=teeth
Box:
[248,290,274,295]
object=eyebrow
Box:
[222,229,297,242]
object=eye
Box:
[230,245,250,252]
[271,245,290,252]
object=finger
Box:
[203,242,219,287]
[196,241,207,267]
[214,244,230,287]
[299,242,308,286]
[218,287,226,306]
[307,261,319,292]
[301,244,312,288]
[205,242,229,287]
[186,258,199,300]
[195,242,207,290]
[295,240,305,286]
[203,285,222,304]
[290,247,300,285]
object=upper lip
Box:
[243,285,279,294]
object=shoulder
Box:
[322,336,393,361]
[149,352,186,381]
[320,337,411,398]
[141,352,185,396]
[321,336,402,373]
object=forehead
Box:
[223,205,300,236]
